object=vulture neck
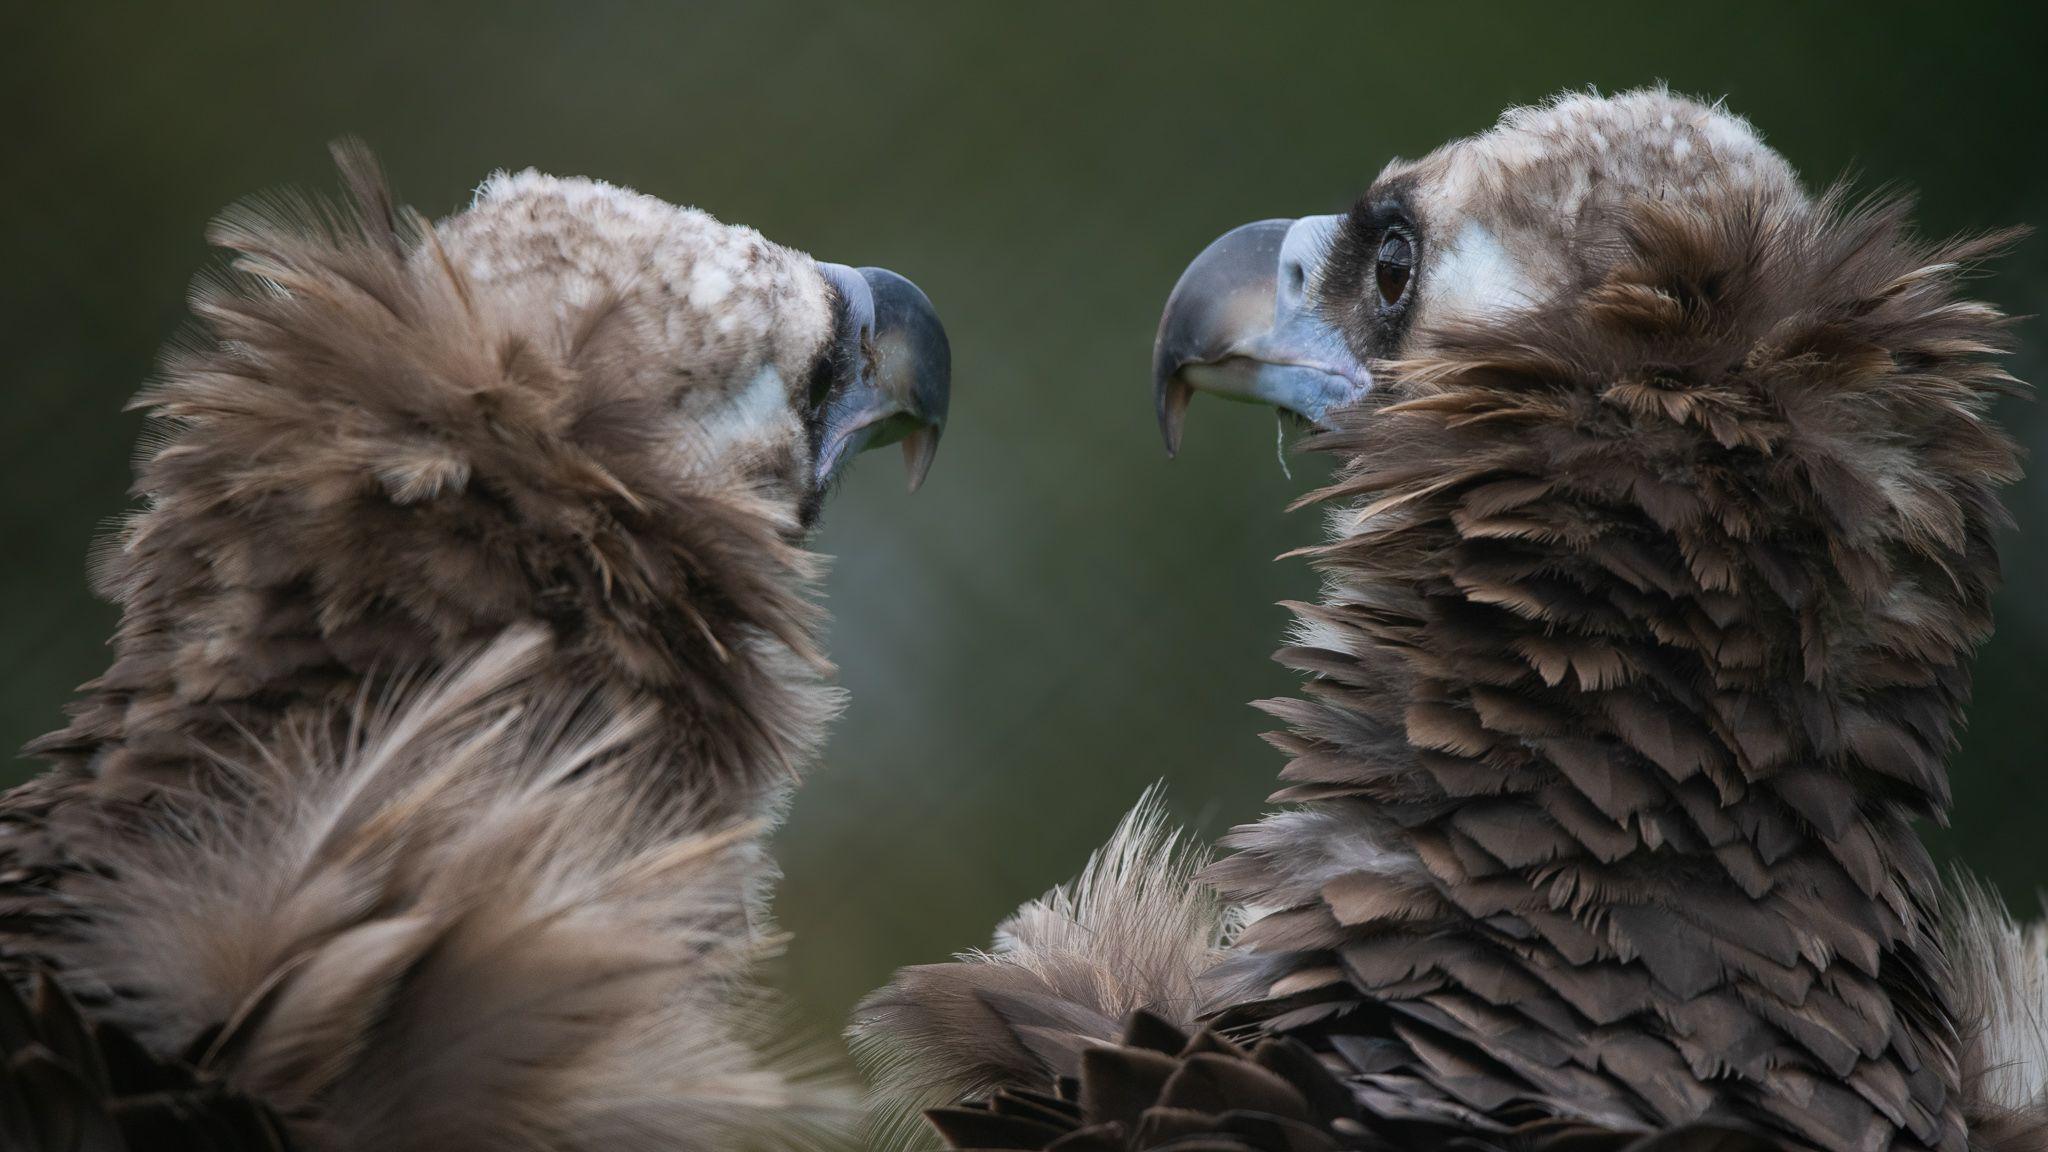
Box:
[31,500,829,817]
[1211,198,2019,1152]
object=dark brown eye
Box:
[1374,229,1414,307]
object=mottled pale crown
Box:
[440,171,837,520]
[1384,89,1803,334]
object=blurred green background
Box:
[7,0,2045,1056]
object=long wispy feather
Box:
[44,627,852,1152]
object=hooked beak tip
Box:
[1157,376,1192,458]
[811,263,950,497]
[901,424,940,492]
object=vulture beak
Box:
[814,263,951,491]
[1151,215,1369,456]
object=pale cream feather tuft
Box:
[46,625,852,1152]
[1945,873,2048,1148]
[850,786,1241,1149]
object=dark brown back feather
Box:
[0,970,294,1152]
[931,1010,1800,1152]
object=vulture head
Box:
[1157,90,1810,446]
[438,167,950,526]
[868,90,2041,1152]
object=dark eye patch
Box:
[1316,187,1420,354]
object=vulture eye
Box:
[1374,228,1415,308]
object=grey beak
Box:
[1150,215,1369,456]
[815,264,951,491]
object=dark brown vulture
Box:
[0,145,949,1151]
[854,89,2047,1152]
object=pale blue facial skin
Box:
[1151,214,1371,455]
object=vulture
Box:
[855,89,2048,1152]
[0,145,950,1151]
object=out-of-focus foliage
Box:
[6,0,2044,1045]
